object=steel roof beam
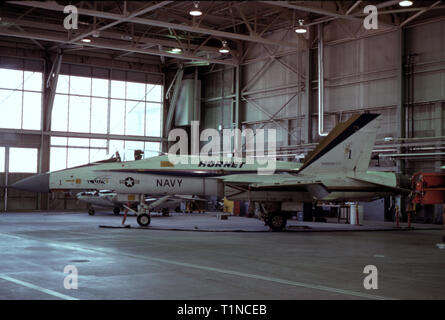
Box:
[400,0,442,27]
[0,16,229,55]
[0,27,237,66]
[50,1,173,50]
[304,0,401,27]
[260,1,363,22]
[8,1,299,49]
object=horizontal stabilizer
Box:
[348,173,411,194]
[305,184,330,199]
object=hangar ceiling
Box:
[0,1,444,67]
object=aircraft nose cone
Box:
[11,173,50,193]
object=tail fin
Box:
[298,113,380,176]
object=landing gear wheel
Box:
[137,213,151,227]
[88,208,95,216]
[161,208,169,216]
[267,213,287,232]
[113,207,120,215]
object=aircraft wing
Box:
[220,174,330,200]
[174,195,208,202]
[252,180,330,200]
[146,195,207,202]
[218,173,297,184]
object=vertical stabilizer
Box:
[298,113,380,176]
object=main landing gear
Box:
[260,203,288,232]
[266,212,288,232]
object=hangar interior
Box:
[0,0,444,222]
[1,0,445,301]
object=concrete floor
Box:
[0,211,444,300]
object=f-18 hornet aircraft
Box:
[11,113,411,231]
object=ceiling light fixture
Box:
[121,34,133,41]
[171,47,182,53]
[295,19,307,34]
[91,30,100,38]
[81,38,91,43]
[189,1,202,16]
[399,0,413,7]
[219,40,230,54]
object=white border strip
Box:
[0,275,78,300]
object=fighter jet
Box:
[76,190,207,216]
[11,113,411,230]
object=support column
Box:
[434,101,443,224]
[44,51,63,132]
[39,51,61,210]
[4,147,9,212]
[397,28,406,174]
[161,69,171,154]
[164,67,184,137]
[234,65,241,131]
[229,65,242,158]
[194,67,199,123]
[434,102,443,170]
[397,29,407,219]
[302,29,313,144]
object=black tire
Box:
[267,213,287,232]
[137,213,151,227]
[162,208,169,216]
[303,202,313,221]
[88,208,95,216]
[175,206,181,213]
[113,207,120,215]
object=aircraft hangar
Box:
[0,1,445,302]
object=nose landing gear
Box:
[137,213,151,226]
[123,195,152,227]
[135,201,151,227]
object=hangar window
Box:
[8,148,38,173]
[68,96,91,133]
[0,147,4,172]
[53,75,105,134]
[144,142,161,158]
[49,137,108,172]
[49,146,67,172]
[109,140,160,161]
[0,68,42,130]
[146,102,161,137]
[109,80,163,137]
[52,73,163,138]
[49,67,162,171]
[49,138,159,171]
